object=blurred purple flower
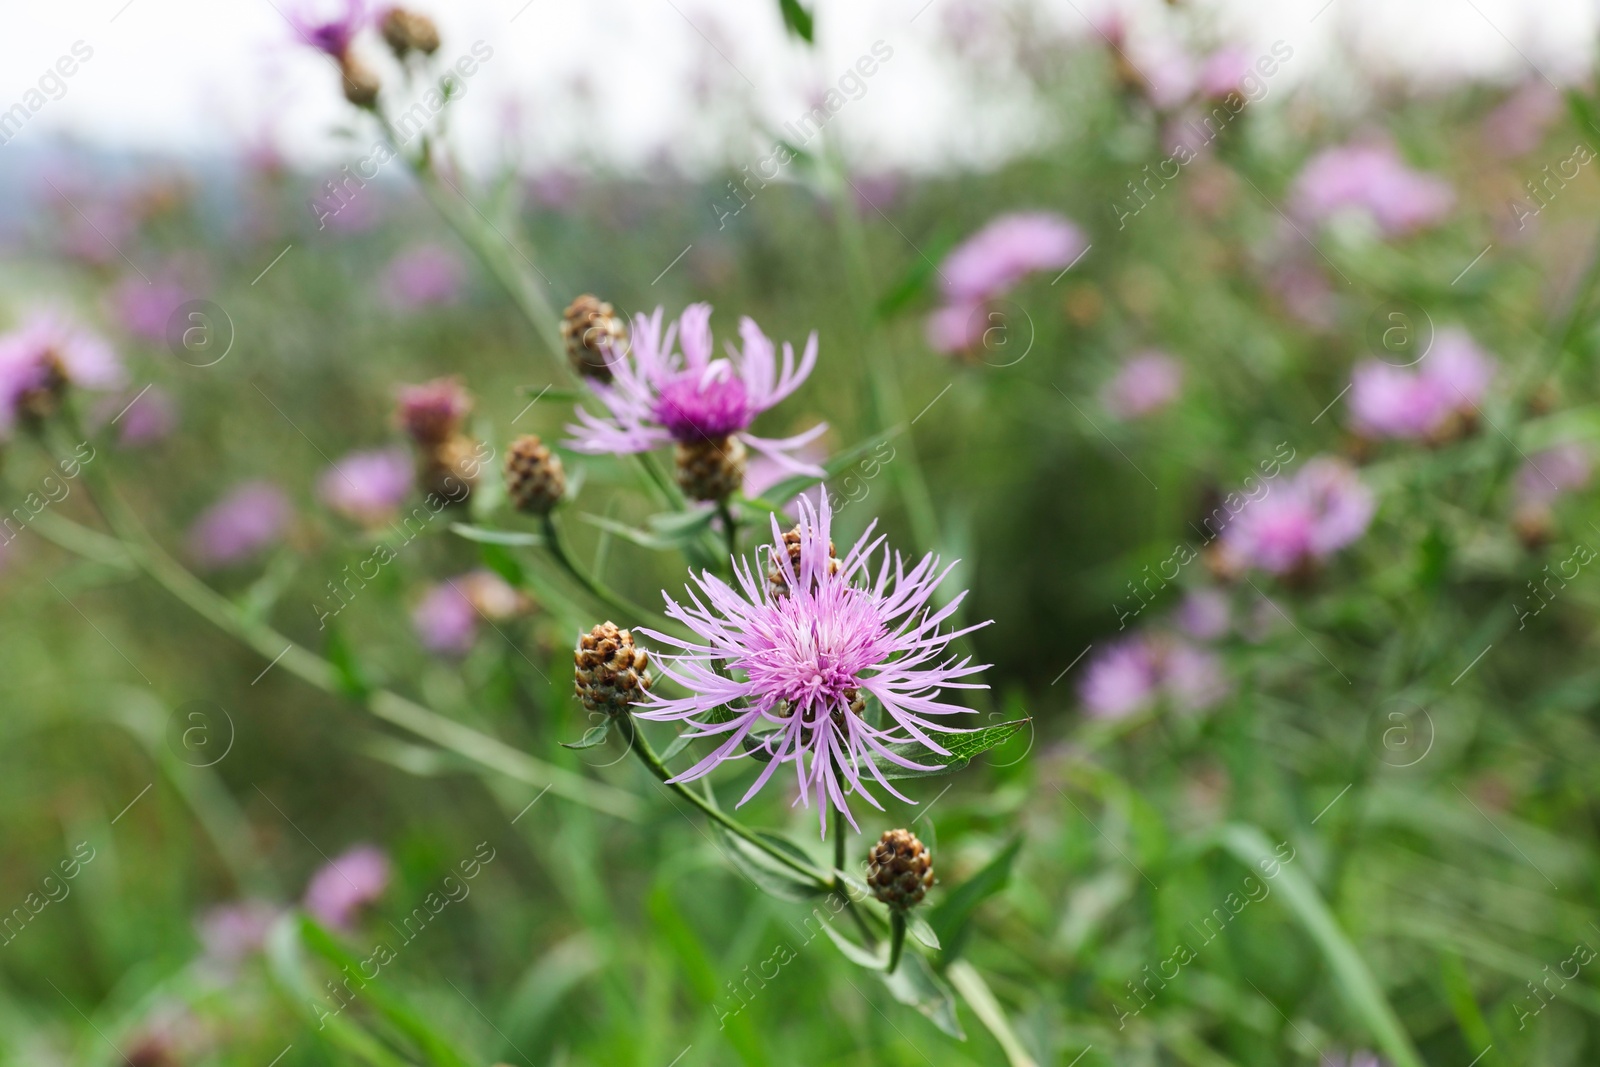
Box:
[287,0,369,56]
[303,844,390,929]
[567,304,826,479]
[1516,442,1591,512]
[924,302,985,355]
[1129,38,1198,109]
[383,243,466,309]
[1176,589,1231,641]
[412,580,479,657]
[1197,46,1252,99]
[939,212,1086,304]
[1101,351,1183,419]
[1348,328,1496,439]
[319,447,412,525]
[1221,457,1374,575]
[1483,82,1563,159]
[633,494,990,837]
[1291,142,1454,236]
[1079,634,1227,720]
[188,482,293,569]
[93,385,178,447]
[197,900,281,965]
[0,313,125,437]
[108,274,190,344]
[396,376,472,445]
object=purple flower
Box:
[92,385,178,447]
[1078,634,1227,720]
[0,313,124,436]
[1220,457,1374,575]
[1101,351,1182,419]
[924,302,985,356]
[303,844,390,929]
[1197,46,1253,99]
[187,482,293,569]
[412,580,480,657]
[1516,442,1591,512]
[1176,589,1231,641]
[197,900,281,965]
[1483,81,1563,159]
[567,304,826,479]
[396,377,472,446]
[318,447,412,525]
[383,243,466,309]
[287,0,369,56]
[633,495,990,836]
[1291,142,1454,237]
[939,212,1086,304]
[108,274,191,343]
[1348,328,1496,439]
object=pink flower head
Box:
[1101,351,1183,418]
[1516,442,1591,511]
[0,313,124,436]
[1128,38,1198,109]
[93,385,178,447]
[939,212,1086,304]
[288,0,369,57]
[567,304,826,479]
[318,447,412,525]
[1176,588,1231,641]
[1221,457,1374,574]
[1291,142,1454,237]
[1348,328,1496,439]
[1483,81,1563,159]
[924,302,985,356]
[197,900,281,965]
[108,274,192,344]
[1078,634,1227,720]
[633,494,991,836]
[396,377,472,446]
[1198,46,1253,99]
[383,243,466,309]
[187,482,292,569]
[412,580,480,656]
[303,844,390,929]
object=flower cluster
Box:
[1217,457,1374,576]
[925,212,1085,357]
[1078,633,1227,721]
[1291,141,1454,237]
[1347,328,1497,441]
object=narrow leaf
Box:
[881,951,965,1039]
[560,724,611,750]
[449,522,543,547]
[870,719,1030,781]
[928,836,1022,961]
[777,0,814,42]
[821,921,886,969]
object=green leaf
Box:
[648,507,718,542]
[907,913,941,950]
[777,0,814,42]
[475,542,525,587]
[560,724,611,750]
[713,825,828,902]
[264,918,415,1067]
[821,921,886,968]
[881,951,965,1039]
[657,729,697,764]
[875,250,941,320]
[928,836,1022,961]
[518,385,585,402]
[324,624,372,700]
[1217,823,1425,1067]
[869,718,1030,781]
[578,513,679,551]
[449,522,543,547]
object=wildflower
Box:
[560,294,629,382]
[397,376,471,446]
[1175,588,1231,641]
[566,304,825,501]
[94,385,177,447]
[924,302,985,356]
[1513,442,1591,545]
[0,313,124,434]
[632,495,990,835]
[505,434,566,515]
[197,900,281,966]
[1348,328,1496,440]
[303,843,390,929]
[1483,81,1562,159]
[187,482,292,570]
[107,274,190,344]
[379,6,440,57]
[1101,351,1183,419]
[1291,141,1454,237]
[318,447,412,526]
[287,0,368,58]
[868,829,934,909]
[382,243,465,309]
[1078,634,1227,720]
[1219,457,1374,575]
[938,212,1086,305]
[1197,46,1253,100]
[575,621,653,717]
[413,571,529,656]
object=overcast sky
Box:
[0,0,1594,174]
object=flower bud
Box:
[561,294,628,382]
[674,434,745,502]
[505,434,566,515]
[397,377,472,447]
[575,621,652,716]
[380,7,441,57]
[868,828,934,910]
[767,523,838,596]
[339,53,381,108]
[417,434,481,501]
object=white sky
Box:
[0,0,1594,173]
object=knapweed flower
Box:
[561,294,629,382]
[1101,351,1182,419]
[939,212,1086,305]
[93,385,177,447]
[303,844,390,929]
[867,829,934,910]
[382,243,465,309]
[567,304,825,500]
[397,376,471,446]
[1078,634,1227,720]
[107,274,191,344]
[1516,442,1591,511]
[1220,457,1374,575]
[0,313,124,435]
[187,482,292,569]
[505,434,566,515]
[1348,328,1496,440]
[318,447,412,526]
[379,6,440,57]
[634,496,989,835]
[1483,81,1562,159]
[1175,588,1231,641]
[412,571,529,656]
[197,900,281,966]
[1291,142,1454,237]
[287,0,368,57]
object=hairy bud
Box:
[561,294,628,382]
[868,829,934,910]
[505,434,566,515]
[575,622,652,716]
[674,435,745,502]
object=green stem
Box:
[45,424,642,823]
[540,513,663,628]
[716,499,739,562]
[885,910,907,974]
[619,715,829,888]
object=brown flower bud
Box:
[767,524,839,596]
[575,621,652,716]
[417,434,482,502]
[868,829,934,910]
[380,7,441,57]
[397,377,472,447]
[505,434,566,515]
[561,294,628,382]
[674,435,745,502]
[339,53,381,108]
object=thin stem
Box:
[885,910,907,974]
[716,499,739,563]
[540,513,664,628]
[619,715,830,888]
[830,803,878,947]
